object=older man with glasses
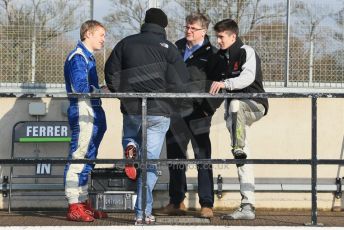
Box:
[161,12,226,218]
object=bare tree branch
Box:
[103,0,148,41]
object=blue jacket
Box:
[64,41,101,106]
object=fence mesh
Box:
[160,0,344,88]
[0,0,343,91]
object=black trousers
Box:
[166,109,214,208]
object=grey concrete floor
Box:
[0,209,343,226]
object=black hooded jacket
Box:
[105,23,191,116]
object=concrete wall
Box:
[0,97,343,210]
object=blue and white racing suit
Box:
[63,41,107,204]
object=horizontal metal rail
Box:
[1,158,344,165]
[0,92,343,98]
[2,182,343,192]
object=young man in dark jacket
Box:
[210,19,269,220]
[105,8,190,225]
[161,13,225,218]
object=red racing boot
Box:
[66,203,94,222]
[82,200,108,219]
[124,143,137,180]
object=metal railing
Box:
[1,92,344,226]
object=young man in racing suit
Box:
[64,20,107,222]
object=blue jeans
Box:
[122,115,170,218]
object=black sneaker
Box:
[232,148,247,167]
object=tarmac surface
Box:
[0,209,343,226]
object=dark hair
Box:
[80,20,105,41]
[214,19,239,35]
[186,12,210,29]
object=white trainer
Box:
[221,203,255,220]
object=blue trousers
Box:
[64,101,106,204]
[122,115,170,218]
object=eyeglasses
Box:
[184,26,204,32]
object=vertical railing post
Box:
[141,97,148,221]
[311,96,318,225]
[90,0,94,20]
[284,0,290,87]
[148,0,159,8]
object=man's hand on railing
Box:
[209,81,225,95]
[90,85,110,93]
[100,85,110,93]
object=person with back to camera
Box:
[105,8,191,225]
